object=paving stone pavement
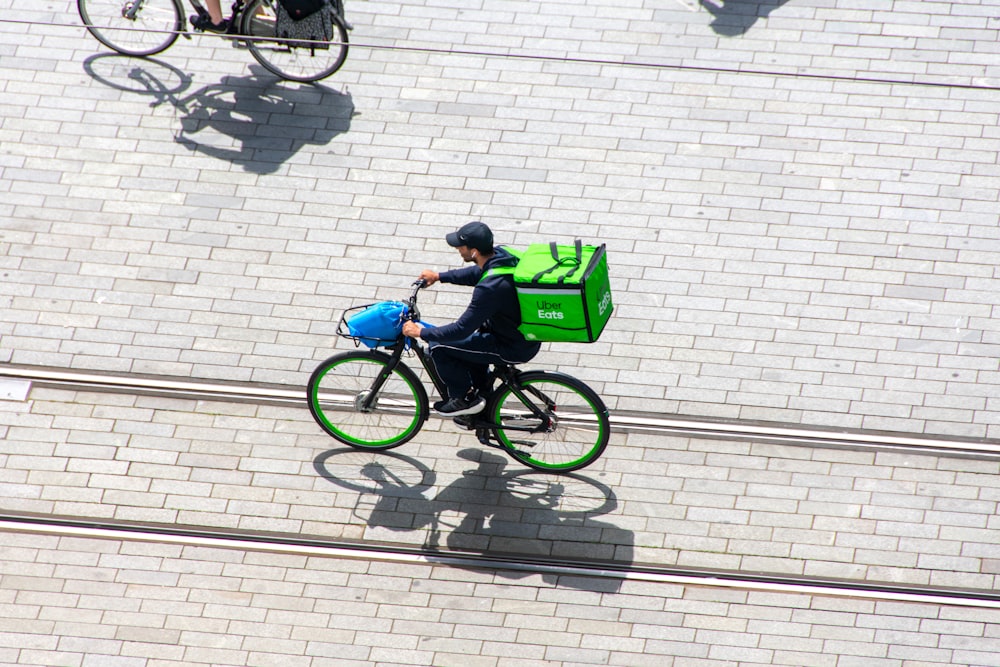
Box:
[3,0,1000,664]
[3,386,1000,591]
[3,529,1000,667]
[3,385,1000,665]
[2,0,1000,437]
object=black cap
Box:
[445,221,493,253]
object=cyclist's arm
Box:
[416,266,478,287]
[417,284,498,342]
[438,265,482,287]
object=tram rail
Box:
[3,364,1000,611]
[2,511,999,610]
[2,365,999,459]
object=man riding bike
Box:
[401,222,541,417]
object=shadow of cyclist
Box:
[315,447,634,592]
[699,0,792,36]
[82,56,354,174]
[170,67,355,174]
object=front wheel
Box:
[489,371,610,473]
[78,0,183,56]
[241,0,350,82]
[307,351,428,450]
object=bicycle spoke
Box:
[78,0,182,56]
[491,372,609,472]
[241,0,349,82]
[308,352,426,450]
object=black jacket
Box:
[419,248,538,353]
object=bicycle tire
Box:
[488,370,610,473]
[240,0,349,82]
[307,351,428,450]
[78,0,183,57]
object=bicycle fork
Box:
[360,345,425,413]
[360,364,395,412]
[122,0,143,19]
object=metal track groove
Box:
[3,366,998,458]
[2,513,999,609]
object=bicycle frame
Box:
[351,282,553,440]
[80,0,351,80]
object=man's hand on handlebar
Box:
[402,321,422,339]
[418,269,439,286]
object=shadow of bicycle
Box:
[82,54,355,174]
[315,447,635,592]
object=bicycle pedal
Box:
[452,416,475,431]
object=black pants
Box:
[429,332,539,400]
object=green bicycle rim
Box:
[310,358,422,448]
[493,378,607,471]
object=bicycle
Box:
[307,281,612,473]
[77,0,350,82]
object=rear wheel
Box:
[307,351,428,450]
[241,0,350,82]
[489,371,610,472]
[78,0,183,56]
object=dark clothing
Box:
[420,248,541,399]
[420,248,532,350]
[429,332,522,401]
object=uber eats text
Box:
[536,300,565,320]
[598,290,611,316]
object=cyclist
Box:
[401,222,541,417]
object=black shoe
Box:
[433,395,485,417]
[190,13,229,33]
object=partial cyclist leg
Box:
[429,333,511,400]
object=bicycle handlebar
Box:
[405,279,428,322]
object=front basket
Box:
[337,301,406,348]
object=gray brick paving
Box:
[4,0,1000,663]
[2,0,1000,437]
[15,530,995,667]
[3,385,1000,591]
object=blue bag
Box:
[347,301,406,348]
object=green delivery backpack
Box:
[482,240,613,343]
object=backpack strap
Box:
[478,245,520,283]
[500,244,523,260]
[532,239,583,284]
[561,239,584,284]
[478,266,514,283]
